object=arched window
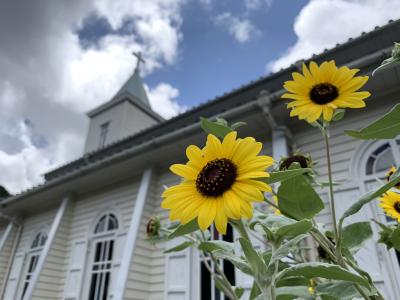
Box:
[87,213,119,300]
[359,140,400,270]
[20,231,48,299]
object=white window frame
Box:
[352,139,400,297]
[19,231,47,300]
[83,212,119,300]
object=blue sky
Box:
[79,0,308,108]
[1,0,399,192]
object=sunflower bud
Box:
[386,166,400,189]
[392,42,400,60]
[279,154,310,171]
[146,217,161,238]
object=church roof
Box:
[115,68,150,107]
[3,18,400,204]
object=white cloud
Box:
[147,83,187,119]
[244,0,272,10]
[0,0,186,193]
[268,0,400,72]
[215,12,261,43]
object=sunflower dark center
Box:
[280,155,309,171]
[309,82,339,104]
[394,202,400,214]
[196,158,237,197]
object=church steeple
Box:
[114,52,150,107]
[83,52,163,154]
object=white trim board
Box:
[113,167,153,300]
[22,196,70,300]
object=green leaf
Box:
[341,222,373,254]
[391,226,400,251]
[339,171,400,226]
[249,281,261,300]
[212,251,253,275]
[231,121,247,130]
[239,238,269,285]
[276,276,309,287]
[276,286,313,300]
[269,235,308,268]
[164,241,193,253]
[198,240,234,253]
[316,281,370,300]
[276,263,368,287]
[332,109,345,121]
[168,219,199,239]
[345,103,400,139]
[261,168,312,184]
[275,219,313,240]
[277,175,324,220]
[200,117,232,139]
[234,287,245,299]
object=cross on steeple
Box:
[132,51,145,72]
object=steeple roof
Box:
[114,67,150,107]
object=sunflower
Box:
[282,60,370,123]
[161,132,274,234]
[386,166,400,189]
[379,191,400,222]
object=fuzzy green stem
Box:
[321,124,339,243]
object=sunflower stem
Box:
[320,124,343,260]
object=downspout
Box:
[256,90,292,158]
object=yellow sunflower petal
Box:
[214,199,228,234]
[170,164,198,180]
[198,200,217,230]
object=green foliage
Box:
[276,262,368,287]
[276,286,313,300]
[198,240,234,253]
[164,241,194,253]
[268,235,308,268]
[261,168,313,184]
[277,174,324,220]
[332,109,345,122]
[239,238,270,285]
[316,281,370,300]
[341,222,373,254]
[345,103,400,139]
[168,218,199,239]
[375,221,400,251]
[234,287,245,299]
[200,117,233,138]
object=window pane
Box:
[108,214,118,231]
[374,147,395,173]
[95,216,106,234]
[201,262,211,300]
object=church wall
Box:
[30,200,73,299]
[4,208,58,299]
[121,101,159,140]
[124,173,159,300]
[61,177,140,299]
[84,102,126,153]
[0,225,17,287]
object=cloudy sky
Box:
[0,0,399,193]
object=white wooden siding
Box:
[0,225,17,287]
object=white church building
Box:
[1,19,400,300]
